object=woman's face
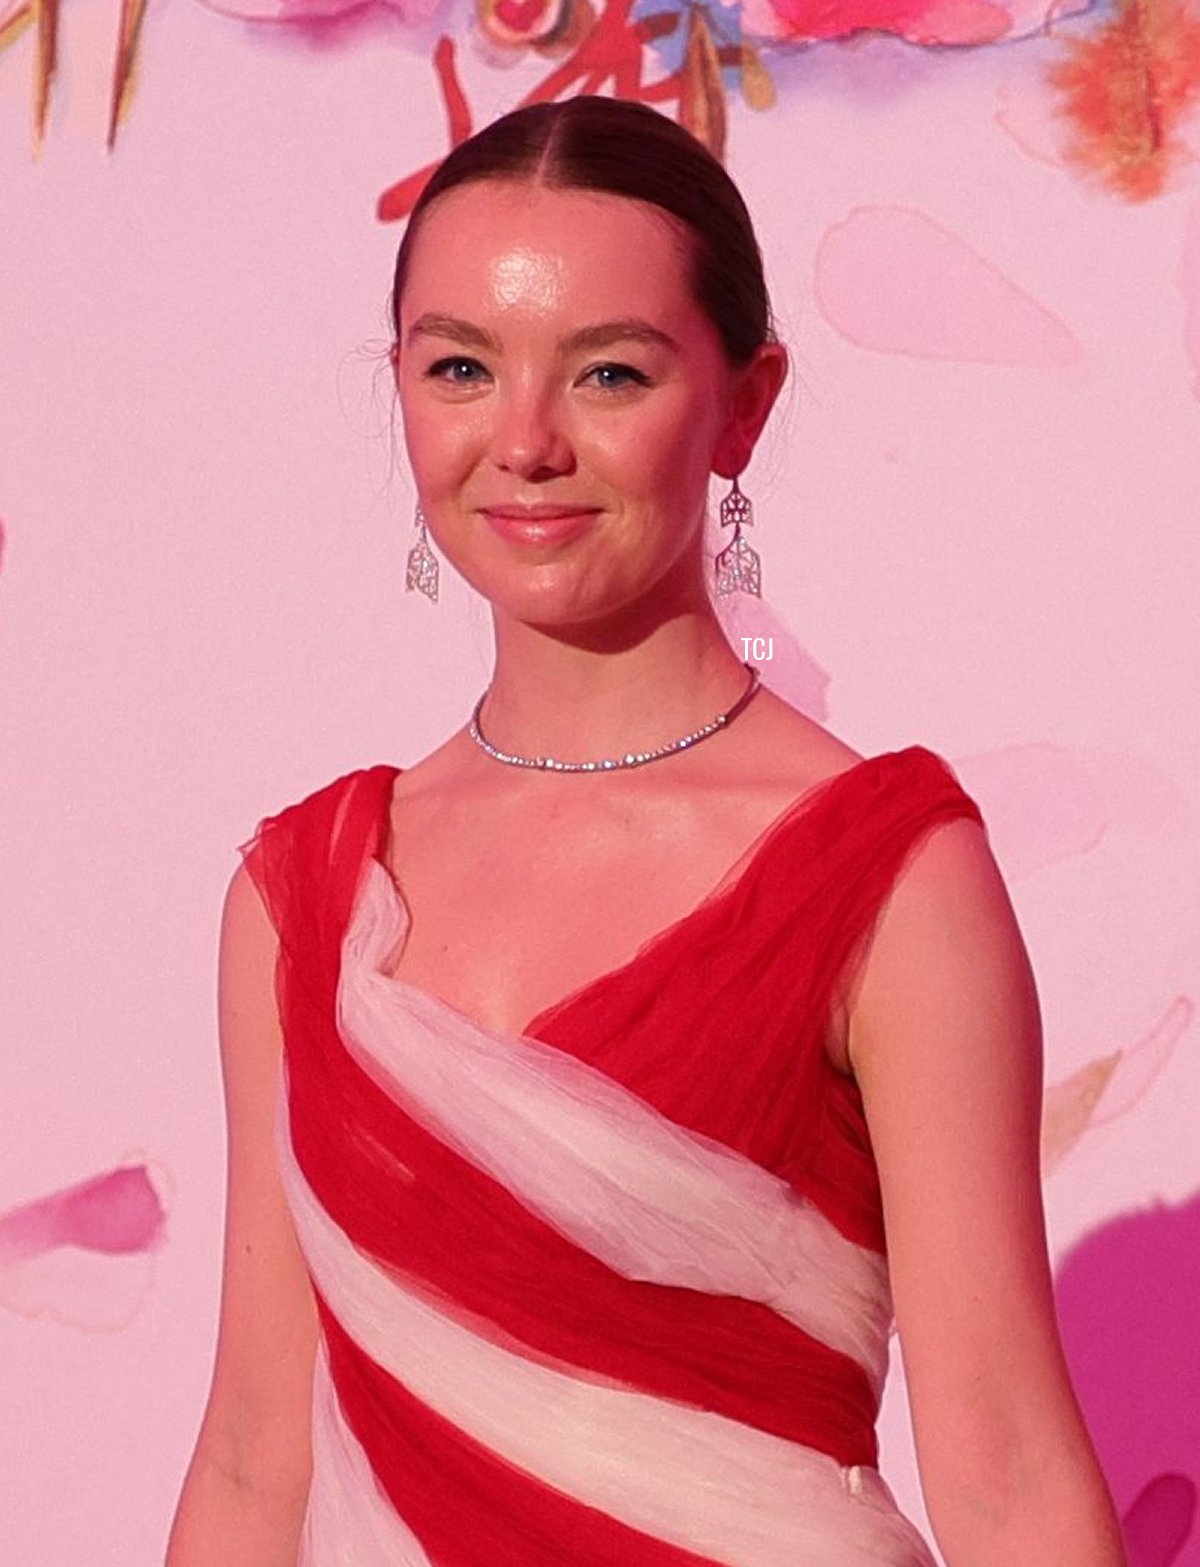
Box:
[394,179,777,631]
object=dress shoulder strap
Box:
[843,744,983,852]
[805,745,987,1006]
[238,765,398,992]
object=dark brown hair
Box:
[389,97,775,369]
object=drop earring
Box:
[714,476,761,598]
[405,503,440,603]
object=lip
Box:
[480,506,600,545]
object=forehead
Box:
[399,181,701,328]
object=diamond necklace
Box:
[468,661,762,773]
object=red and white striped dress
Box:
[241,746,984,1566]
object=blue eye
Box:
[428,357,488,385]
[586,363,650,391]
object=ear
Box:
[711,341,789,480]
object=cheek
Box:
[402,404,476,488]
[591,393,719,477]
[601,410,719,499]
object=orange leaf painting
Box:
[33,0,58,147]
[1047,0,1200,200]
[738,43,777,111]
[1040,996,1191,1176]
[0,0,34,52]
[677,10,727,160]
[106,0,151,149]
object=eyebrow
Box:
[407,314,499,351]
[568,319,681,354]
[406,313,680,356]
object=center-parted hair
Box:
[389,97,776,369]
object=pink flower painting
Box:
[741,0,1089,47]
[0,1163,169,1331]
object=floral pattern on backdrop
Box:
[4,0,1200,204]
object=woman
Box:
[167,97,1127,1566]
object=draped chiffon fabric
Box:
[240,745,986,1565]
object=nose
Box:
[489,384,575,481]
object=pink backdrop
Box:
[2,1,1199,1560]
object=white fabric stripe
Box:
[336,859,892,1389]
[280,1121,935,1567]
[299,1335,434,1567]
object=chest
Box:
[381,799,757,1039]
[376,785,853,1086]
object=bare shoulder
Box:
[217,859,284,1075]
[812,801,1010,1077]
[872,812,1009,940]
[845,815,1026,1073]
[222,858,276,952]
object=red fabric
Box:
[289,1006,878,1459]
[241,746,985,1558]
[320,1296,729,1567]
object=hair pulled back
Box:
[390,97,775,369]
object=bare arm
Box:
[845,818,1126,1567]
[166,862,318,1566]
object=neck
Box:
[478,612,752,766]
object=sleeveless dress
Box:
[240,745,985,1567]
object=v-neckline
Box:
[371,747,923,1042]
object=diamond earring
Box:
[405,503,440,603]
[714,476,761,597]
